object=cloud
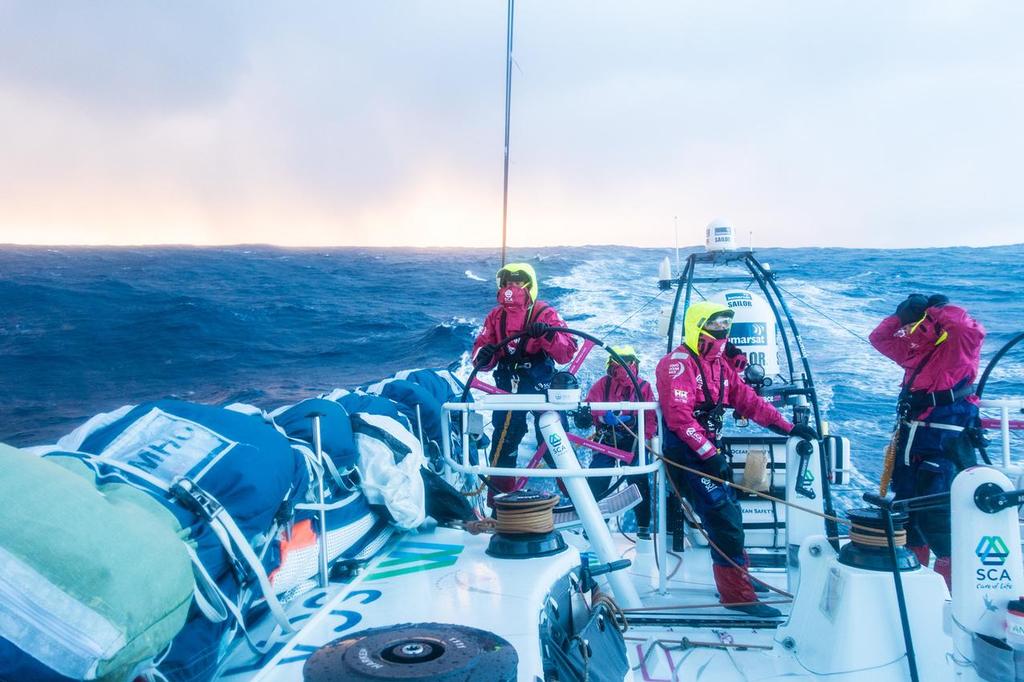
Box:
[0,1,1022,247]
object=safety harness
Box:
[894,344,978,466]
[595,375,643,448]
[497,302,550,393]
[687,347,727,439]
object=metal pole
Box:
[674,215,679,274]
[657,465,668,595]
[883,508,920,682]
[540,411,642,608]
[310,413,330,588]
[499,0,515,267]
[415,404,426,455]
[1002,405,1011,467]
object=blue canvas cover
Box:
[399,368,460,403]
[378,380,444,451]
[332,392,410,430]
[274,398,359,470]
[77,400,309,582]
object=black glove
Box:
[895,294,928,325]
[724,341,744,359]
[701,450,731,482]
[926,294,949,309]
[525,321,552,339]
[572,405,594,429]
[789,423,819,441]
[475,344,498,367]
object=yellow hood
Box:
[496,262,538,302]
[683,301,733,354]
[607,345,639,367]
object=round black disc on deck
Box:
[302,622,518,681]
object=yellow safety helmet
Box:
[496,262,538,302]
[683,301,734,354]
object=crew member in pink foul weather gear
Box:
[584,346,657,537]
[472,263,578,497]
[870,293,985,589]
[656,301,816,618]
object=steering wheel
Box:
[458,327,646,496]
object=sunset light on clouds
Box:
[1,2,1022,248]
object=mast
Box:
[499,0,515,267]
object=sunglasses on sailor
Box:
[704,317,732,331]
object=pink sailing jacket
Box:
[472,297,577,371]
[869,304,985,401]
[656,336,792,459]
[586,365,658,438]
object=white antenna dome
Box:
[705,218,737,252]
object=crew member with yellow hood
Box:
[584,346,657,538]
[472,263,578,495]
[655,301,817,617]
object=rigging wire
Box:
[775,283,872,346]
[604,288,668,338]
[499,0,515,267]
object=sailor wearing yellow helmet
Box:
[472,263,578,499]
[656,301,817,617]
[582,345,657,538]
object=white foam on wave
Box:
[545,255,671,390]
[464,270,486,282]
[440,316,479,329]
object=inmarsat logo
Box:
[976,536,1010,566]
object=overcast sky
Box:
[0,2,1022,248]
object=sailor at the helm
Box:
[582,345,657,539]
[472,263,578,499]
[656,301,817,618]
[870,293,985,590]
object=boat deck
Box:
[215,521,950,681]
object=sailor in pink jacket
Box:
[869,294,985,588]
[472,263,578,495]
[583,346,657,536]
[656,301,816,618]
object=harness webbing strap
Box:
[905,382,976,410]
[171,479,296,635]
[499,302,548,362]
[686,347,726,436]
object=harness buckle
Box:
[510,374,520,394]
[171,478,223,522]
[339,466,362,492]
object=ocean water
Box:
[2,244,1023,490]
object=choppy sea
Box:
[3,244,1023,492]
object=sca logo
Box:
[976,535,1013,585]
[976,536,1010,566]
[548,433,564,451]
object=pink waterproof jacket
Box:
[472,299,577,370]
[656,337,792,459]
[586,366,658,437]
[869,305,985,399]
